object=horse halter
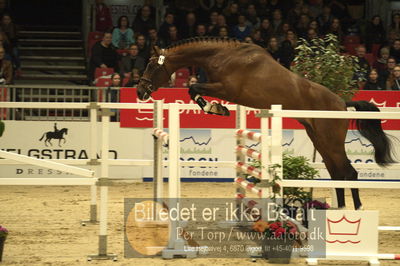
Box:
[139,49,170,97]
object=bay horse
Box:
[137,37,395,210]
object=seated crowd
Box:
[0,13,19,85]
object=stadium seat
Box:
[175,68,190,80]
[364,53,376,66]
[88,31,104,42]
[343,35,360,44]
[174,78,187,87]
[95,67,114,79]
[344,43,358,55]
[371,44,381,57]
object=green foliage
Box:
[0,121,4,137]
[245,153,319,201]
[291,34,362,101]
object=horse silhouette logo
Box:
[39,123,68,147]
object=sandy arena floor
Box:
[0,182,399,266]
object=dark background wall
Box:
[9,0,82,26]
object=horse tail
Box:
[346,100,396,166]
[39,133,46,141]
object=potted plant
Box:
[0,225,8,262]
[252,219,299,264]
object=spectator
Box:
[195,24,207,37]
[180,12,197,39]
[210,14,228,36]
[373,47,390,73]
[266,36,280,60]
[207,11,219,35]
[218,26,229,38]
[0,46,13,84]
[158,12,175,41]
[244,36,253,43]
[223,2,239,27]
[271,9,284,34]
[210,0,227,14]
[112,16,135,49]
[309,0,324,19]
[387,64,400,90]
[388,13,400,44]
[125,68,142,87]
[268,0,284,14]
[259,18,274,41]
[120,44,146,77]
[231,15,252,41]
[354,45,370,81]
[378,56,396,85]
[95,0,112,32]
[275,22,291,44]
[287,1,304,26]
[136,34,150,63]
[0,14,19,73]
[317,5,334,34]
[197,0,213,24]
[164,25,181,47]
[326,18,343,42]
[365,15,386,53]
[0,31,11,58]
[187,75,198,87]
[89,31,119,82]
[148,27,165,50]
[389,39,400,63]
[106,73,121,102]
[246,4,260,29]
[255,0,271,20]
[308,19,320,36]
[132,5,156,36]
[278,30,298,69]
[251,29,265,47]
[295,14,311,39]
[363,69,385,90]
[306,28,318,41]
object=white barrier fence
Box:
[1,101,400,263]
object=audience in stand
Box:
[389,39,400,63]
[0,46,12,84]
[363,69,385,90]
[365,15,386,53]
[89,31,119,82]
[112,16,135,49]
[387,64,400,90]
[120,43,146,77]
[95,0,113,32]
[136,34,150,63]
[132,5,156,37]
[1,14,19,74]
[125,68,141,87]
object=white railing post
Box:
[153,100,164,219]
[271,105,283,198]
[88,109,116,261]
[260,112,270,198]
[162,103,196,259]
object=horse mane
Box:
[165,36,243,50]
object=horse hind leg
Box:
[302,119,362,210]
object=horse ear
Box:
[153,46,161,56]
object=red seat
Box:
[174,78,187,87]
[344,43,358,55]
[175,68,190,80]
[117,49,129,56]
[96,77,111,87]
[95,67,114,79]
[343,35,360,44]
[364,53,376,66]
[371,44,381,57]
[88,31,104,42]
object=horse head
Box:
[137,46,171,100]
[62,128,68,135]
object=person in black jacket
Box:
[89,31,119,83]
[363,69,386,90]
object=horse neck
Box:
[165,43,226,72]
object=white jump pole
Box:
[153,100,164,219]
[260,110,271,198]
[88,108,116,261]
[0,150,93,177]
[82,105,99,225]
[162,103,196,259]
[235,105,246,220]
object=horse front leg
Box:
[189,83,230,116]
